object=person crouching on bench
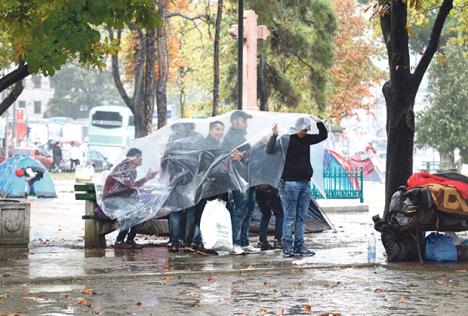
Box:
[102,148,157,249]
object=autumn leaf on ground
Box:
[75,299,88,305]
[260,307,268,315]
[0,293,9,299]
[400,295,407,302]
[163,266,172,271]
[304,304,312,312]
[277,308,285,316]
[208,277,215,282]
[163,275,172,281]
[374,288,383,293]
[81,288,95,295]
[136,301,143,306]
[2,272,11,277]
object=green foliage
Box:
[0,0,159,76]
[416,44,468,158]
[44,62,123,119]
[221,0,337,113]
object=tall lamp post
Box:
[237,0,243,110]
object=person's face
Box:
[232,117,248,129]
[210,124,224,140]
[129,154,143,167]
[296,129,308,138]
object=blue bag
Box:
[424,232,458,262]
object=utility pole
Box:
[237,0,243,110]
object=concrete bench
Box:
[74,183,116,249]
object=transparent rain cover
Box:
[99,110,326,230]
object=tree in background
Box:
[44,63,122,119]
[416,44,468,164]
[233,0,338,114]
[0,0,158,116]
[372,0,456,212]
[328,0,382,122]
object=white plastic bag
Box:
[200,199,233,251]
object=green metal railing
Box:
[311,168,364,202]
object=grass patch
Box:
[50,172,75,181]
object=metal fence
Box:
[311,168,364,202]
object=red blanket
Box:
[407,171,468,199]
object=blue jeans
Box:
[279,180,310,252]
[227,187,256,246]
[169,207,197,246]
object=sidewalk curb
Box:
[322,205,369,213]
[2,262,382,286]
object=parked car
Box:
[13,147,54,169]
[59,149,112,172]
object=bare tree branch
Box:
[108,28,134,112]
[412,0,453,96]
[0,80,23,116]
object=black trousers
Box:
[116,224,140,242]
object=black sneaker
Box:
[167,243,180,253]
[195,246,218,256]
[126,240,144,249]
[295,248,315,257]
[257,241,275,251]
[273,240,283,249]
[283,249,295,257]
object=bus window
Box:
[129,115,135,126]
[91,111,123,128]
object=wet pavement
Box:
[1,180,468,315]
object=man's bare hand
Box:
[272,123,279,136]
[231,149,245,161]
[145,168,158,180]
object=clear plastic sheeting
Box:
[99,110,326,230]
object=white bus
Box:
[88,106,135,162]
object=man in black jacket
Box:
[266,117,328,257]
[222,110,260,255]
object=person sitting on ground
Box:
[102,148,157,249]
[266,117,328,257]
[15,166,45,197]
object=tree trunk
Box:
[380,0,453,212]
[258,55,268,111]
[0,81,24,116]
[142,28,157,136]
[440,151,454,165]
[156,0,168,128]
[212,0,223,117]
[0,65,29,115]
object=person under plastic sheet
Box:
[160,122,205,252]
[102,148,157,249]
[267,117,328,257]
[222,110,260,255]
[187,120,227,255]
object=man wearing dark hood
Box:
[222,110,260,255]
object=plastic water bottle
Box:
[368,232,376,263]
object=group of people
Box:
[51,141,82,172]
[102,111,328,258]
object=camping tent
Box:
[250,198,334,234]
[0,156,57,198]
[349,153,383,182]
[323,149,360,189]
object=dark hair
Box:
[209,120,224,130]
[230,110,253,121]
[126,148,142,157]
